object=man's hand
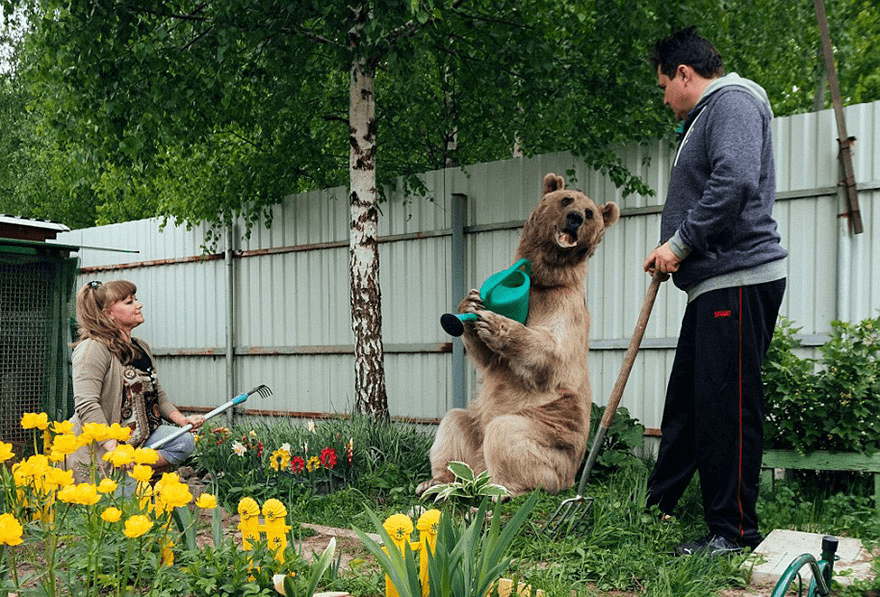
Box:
[644,242,681,276]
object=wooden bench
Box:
[762,450,880,509]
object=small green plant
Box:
[419,461,510,511]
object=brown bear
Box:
[418,172,620,497]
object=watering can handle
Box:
[511,258,531,275]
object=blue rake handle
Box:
[146,384,272,450]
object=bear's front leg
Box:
[459,289,497,367]
[473,311,560,382]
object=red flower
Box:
[257,442,264,458]
[320,447,337,469]
[291,456,305,474]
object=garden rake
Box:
[544,274,662,538]
[147,384,273,450]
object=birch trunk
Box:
[348,58,388,418]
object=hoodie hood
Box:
[698,72,773,117]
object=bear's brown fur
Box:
[418,173,620,497]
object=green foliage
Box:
[355,493,538,597]
[763,315,880,454]
[193,415,433,510]
[587,404,647,473]
[419,461,511,512]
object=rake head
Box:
[248,384,273,399]
[542,494,594,539]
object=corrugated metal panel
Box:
[57,100,880,432]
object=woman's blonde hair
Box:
[75,279,139,363]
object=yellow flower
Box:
[57,482,101,506]
[123,515,153,538]
[133,447,159,465]
[44,467,74,492]
[0,442,15,463]
[129,464,153,483]
[161,539,174,567]
[79,422,110,444]
[103,444,136,467]
[195,493,217,509]
[0,513,24,546]
[306,456,320,472]
[383,513,414,549]
[97,478,118,494]
[52,420,74,434]
[269,448,291,471]
[101,507,122,522]
[21,412,49,430]
[107,423,132,442]
[49,434,79,457]
[157,479,192,512]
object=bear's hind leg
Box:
[416,408,485,495]
[482,415,580,497]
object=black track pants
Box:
[646,279,785,548]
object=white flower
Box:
[231,441,247,456]
[280,442,291,453]
[306,420,316,433]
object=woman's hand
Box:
[181,415,206,430]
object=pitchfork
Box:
[147,384,273,450]
[544,274,662,538]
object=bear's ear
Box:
[542,173,565,196]
[601,202,621,228]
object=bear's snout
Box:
[565,211,584,233]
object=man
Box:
[643,27,787,556]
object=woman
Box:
[67,279,205,482]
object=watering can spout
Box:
[440,259,531,336]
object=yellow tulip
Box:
[195,493,217,509]
[133,447,159,465]
[107,423,132,442]
[97,478,118,494]
[104,444,136,467]
[52,420,74,434]
[123,514,153,538]
[0,513,24,546]
[0,441,15,463]
[129,464,153,483]
[21,412,49,430]
[80,422,110,444]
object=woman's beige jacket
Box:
[66,337,177,481]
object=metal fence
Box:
[56,99,880,434]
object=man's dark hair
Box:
[651,26,724,79]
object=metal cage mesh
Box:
[0,260,52,446]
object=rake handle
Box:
[146,391,251,450]
[575,274,662,496]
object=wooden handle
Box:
[599,274,662,427]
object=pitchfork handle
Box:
[575,274,662,496]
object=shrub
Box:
[763,315,880,455]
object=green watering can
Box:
[441,258,531,337]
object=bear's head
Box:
[516,172,620,287]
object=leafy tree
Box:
[3,0,880,416]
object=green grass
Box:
[191,415,880,596]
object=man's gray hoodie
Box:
[662,72,787,301]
